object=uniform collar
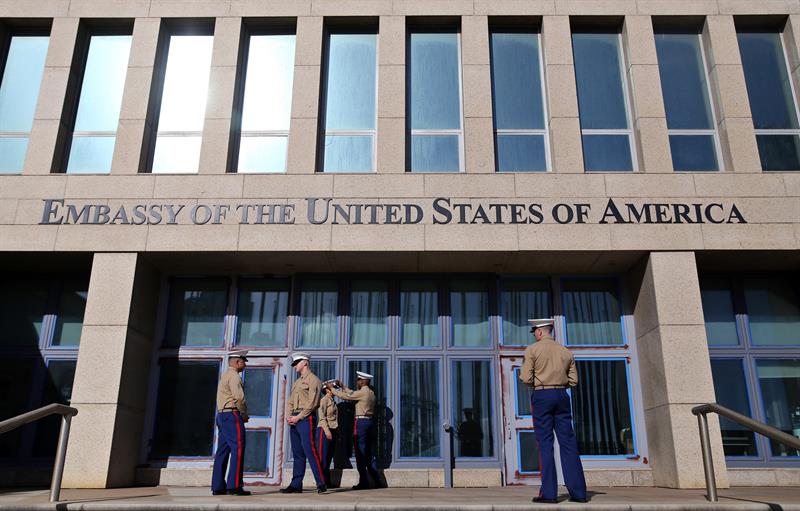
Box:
[538,334,556,343]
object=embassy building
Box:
[1,0,799,492]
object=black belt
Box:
[534,385,568,390]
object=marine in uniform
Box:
[520,318,588,504]
[211,350,251,496]
[327,371,382,490]
[280,352,327,494]
[316,381,339,487]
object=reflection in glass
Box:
[298,280,338,348]
[244,430,270,473]
[756,134,800,171]
[710,359,757,456]
[52,282,88,346]
[451,280,490,347]
[243,367,273,417]
[518,430,540,473]
[743,277,800,346]
[572,33,628,130]
[700,276,739,346]
[572,360,633,455]
[515,368,533,416]
[655,33,714,130]
[164,278,227,347]
[152,359,219,457]
[501,279,550,345]
[581,134,633,171]
[322,135,373,172]
[152,35,213,173]
[323,33,376,131]
[346,360,390,466]
[411,135,460,172]
[350,280,388,347]
[66,137,118,174]
[400,280,439,347]
[0,280,48,347]
[400,360,440,457]
[236,278,289,347]
[669,135,719,172]
[238,136,288,173]
[0,138,29,173]
[310,360,337,384]
[496,135,547,172]
[34,360,77,456]
[562,278,623,345]
[452,360,493,457]
[756,359,800,457]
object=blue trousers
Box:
[316,427,337,487]
[354,418,381,487]
[289,415,326,489]
[531,389,587,500]
[211,411,246,492]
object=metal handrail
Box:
[692,403,800,502]
[0,403,78,502]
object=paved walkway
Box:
[1,486,799,510]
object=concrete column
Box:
[461,16,494,173]
[376,15,405,173]
[63,253,160,488]
[629,252,728,489]
[199,17,241,174]
[542,16,584,173]
[623,16,673,173]
[23,17,79,175]
[704,16,761,172]
[286,17,323,174]
[111,18,161,175]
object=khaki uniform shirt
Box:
[332,384,375,417]
[317,393,338,434]
[286,371,322,420]
[216,367,248,418]
[519,335,578,388]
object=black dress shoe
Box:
[228,488,251,496]
[317,485,328,493]
[532,496,558,504]
[570,497,589,503]
[280,486,302,494]
[211,490,226,496]
[351,484,368,490]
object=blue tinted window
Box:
[490,32,544,130]
[700,276,739,346]
[710,359,757,457]
[66,136,117,174]
[582,134,633,171]
[323,33,376,130]
[669,135,719,171]
[409,32,461,130]
[73,36,131,132]
[496,135,547,172]
[0,137,29,174]
[0,36,49,132]
[655,33,714,130]
[562,278,624,346]
[323,135,373,172]
[238,136,288,173]
[572,33,628,130]
[756,134,800,171]
[411,135,460,172]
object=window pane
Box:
[298,280,338,348]
[518,430,540,473]
[243,367,273,417]
[310,360,337,384]
[669,134,719,171]
[411,135,460,172]
[152,136,202,174]
[152,359,218,457]
[700,276,739,346]
[0,280,47,347]
[572,360,633,455]
[409,32,461,130]
[323,33,376,130]
[156,35,213,132]
[755,359,800,457]
[490,32,544,130]
[400,360,440,457]
[654,33,714,130]
[237,136,287,173]
[582,134,633,171]
[66,136,116,174]
[451,280,490,347]
[350,280,388,347]
[515,368,533,417]
[52,281,87,347]
[73,35,131,132]
[346,360,389,466]
[164,278,227,347]
[33,360,77,456]
[563,278,623,346]
[0,358,36,457]
[236,278,288,347]
[710,359,757,457]
[241,35,295,131]
[756,134,800,171]
[348,360,387,405]
[452,360,493,457]
[243,430,270,473]
[400,280,439,347]
[501,279,550,346]
[322,135,373,172]
[572,33,628,130]
[738,32,799,130]
[0,36,49,132]
[743,277,800,346]
[0,137,29,174]
[496,135,547,172]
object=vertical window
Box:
[309,359,337,384]
[244,430,270,473]
[742,277,800,346]
[700,276,739,346]
[408,29,463,172]
[237,32,295,173]
[33,359,77,455]
[400,279,439,347]
[489,30,548,171]
[399,359,440,457]
[755,359,800,457]
[654,28,722,171]
[452,360,493,457]
[65,33,132,173]
[0,33,49,173]
[572,30,636,171]
[320,31,377,172]
[710,359,757,456]
[243,367,274,417]
[500,279,550,346]
[562,278,624,346]
[151,31,214,173]
[235,278,289,347]
[164,278,228,347]
[349,279,388,347]
[298,280,338,348]
[450,280,490,347]
[737,29,800,171]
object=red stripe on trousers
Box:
[234,411,243,489]
[308,415,324,478]
[317,428,324,462]
[353,417,358,436]
[531,399,544,497]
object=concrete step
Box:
[1,486,799,511]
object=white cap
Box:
[228,350,249,361]
[528,318,555,329]
[356,371,373,380]
[290,352,310,366]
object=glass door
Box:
[241,358,281,485]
